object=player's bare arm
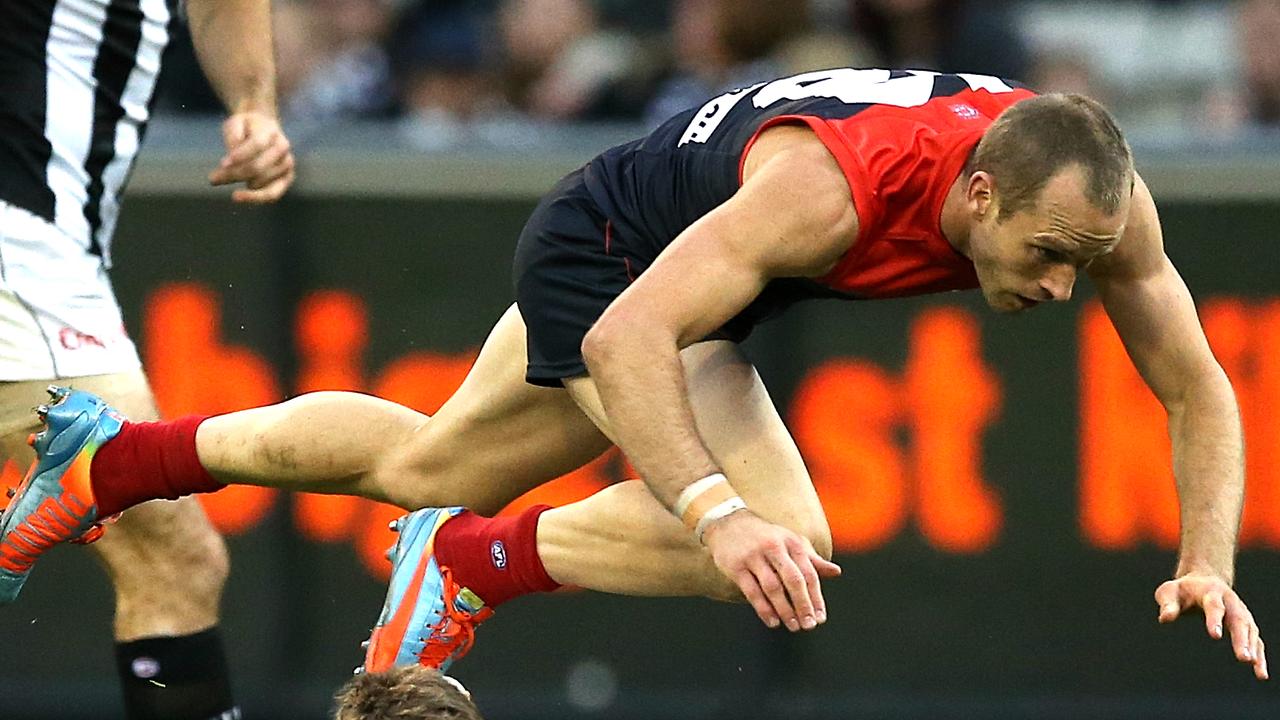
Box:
[1089,174,1267,680]
[185,0,295,203]
[581,125,852,631]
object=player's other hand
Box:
[702,509,841,632]
[1155,573,1268,680]
[208,111,295,204]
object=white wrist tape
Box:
[694,496,748,541]
[674,472,747,540]
[674,473,728,518]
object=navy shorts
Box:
[513,169,848,387]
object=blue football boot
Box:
[360,507,493,673]
[0,386,122,603]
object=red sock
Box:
[433,505,560,608]
[89,416,224,517]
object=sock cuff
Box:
[116,627,239,720]
[516,504,559,593]
[164,415,221,492]
[434,504,560,607]
[116,627,230,685]
[90,415,222,517]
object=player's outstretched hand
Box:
[208,111,295,204]
[1155,573,1268,680]
[702,509,841,632]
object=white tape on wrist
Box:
[694,496,748,541]
[674,473,728,519]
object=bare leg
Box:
[52,310,826,607]
[549,340,831,600]
[0,372,227,640]
[534,480,725,596]
[192,305,614,513]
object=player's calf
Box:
[199,391,424,500]
[0,383,242,719]
[101,511,237,720]
[95,497,230,638]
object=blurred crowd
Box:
[156,0,1280,145]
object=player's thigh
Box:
[0,371,157,464]
[565,340,831,557]
[378,304,613,514]
[0,380,49,464]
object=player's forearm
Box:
[582,324,720,512]
[1167,369,1244,584]
[185,0,278,115]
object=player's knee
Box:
[146,524,229,598]
[368,434,449,509]
[787,513,833,562]
[766,507,833,562]
[99,516,228,634]
[370,421,508,515]
[100,509,230,600]
[181,524,230,596]
[806,518,834,562]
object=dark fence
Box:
[1,185,1277,719]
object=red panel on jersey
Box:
[741,86,1037,299]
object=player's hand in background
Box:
[1155,573,1268,680]
[208,111,295,204]
[702,509,841,632]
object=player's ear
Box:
[966,171,995,218]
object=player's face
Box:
[968,168,1127,314]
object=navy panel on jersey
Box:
[581,69,1025,262]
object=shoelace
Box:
[1,511,69,572]
[0,497,102,573]
[416,567,490,667]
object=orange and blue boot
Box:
[359,507,494,674]
[0,386,120,603]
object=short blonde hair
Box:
[333,666,483,720]
[971,93,1134,220]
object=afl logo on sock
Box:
[131,657,160,679]
[490,540,508,570]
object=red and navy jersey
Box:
[582,68,1035,302]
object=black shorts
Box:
[514,169,850,388]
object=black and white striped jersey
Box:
[0,0,182,265]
